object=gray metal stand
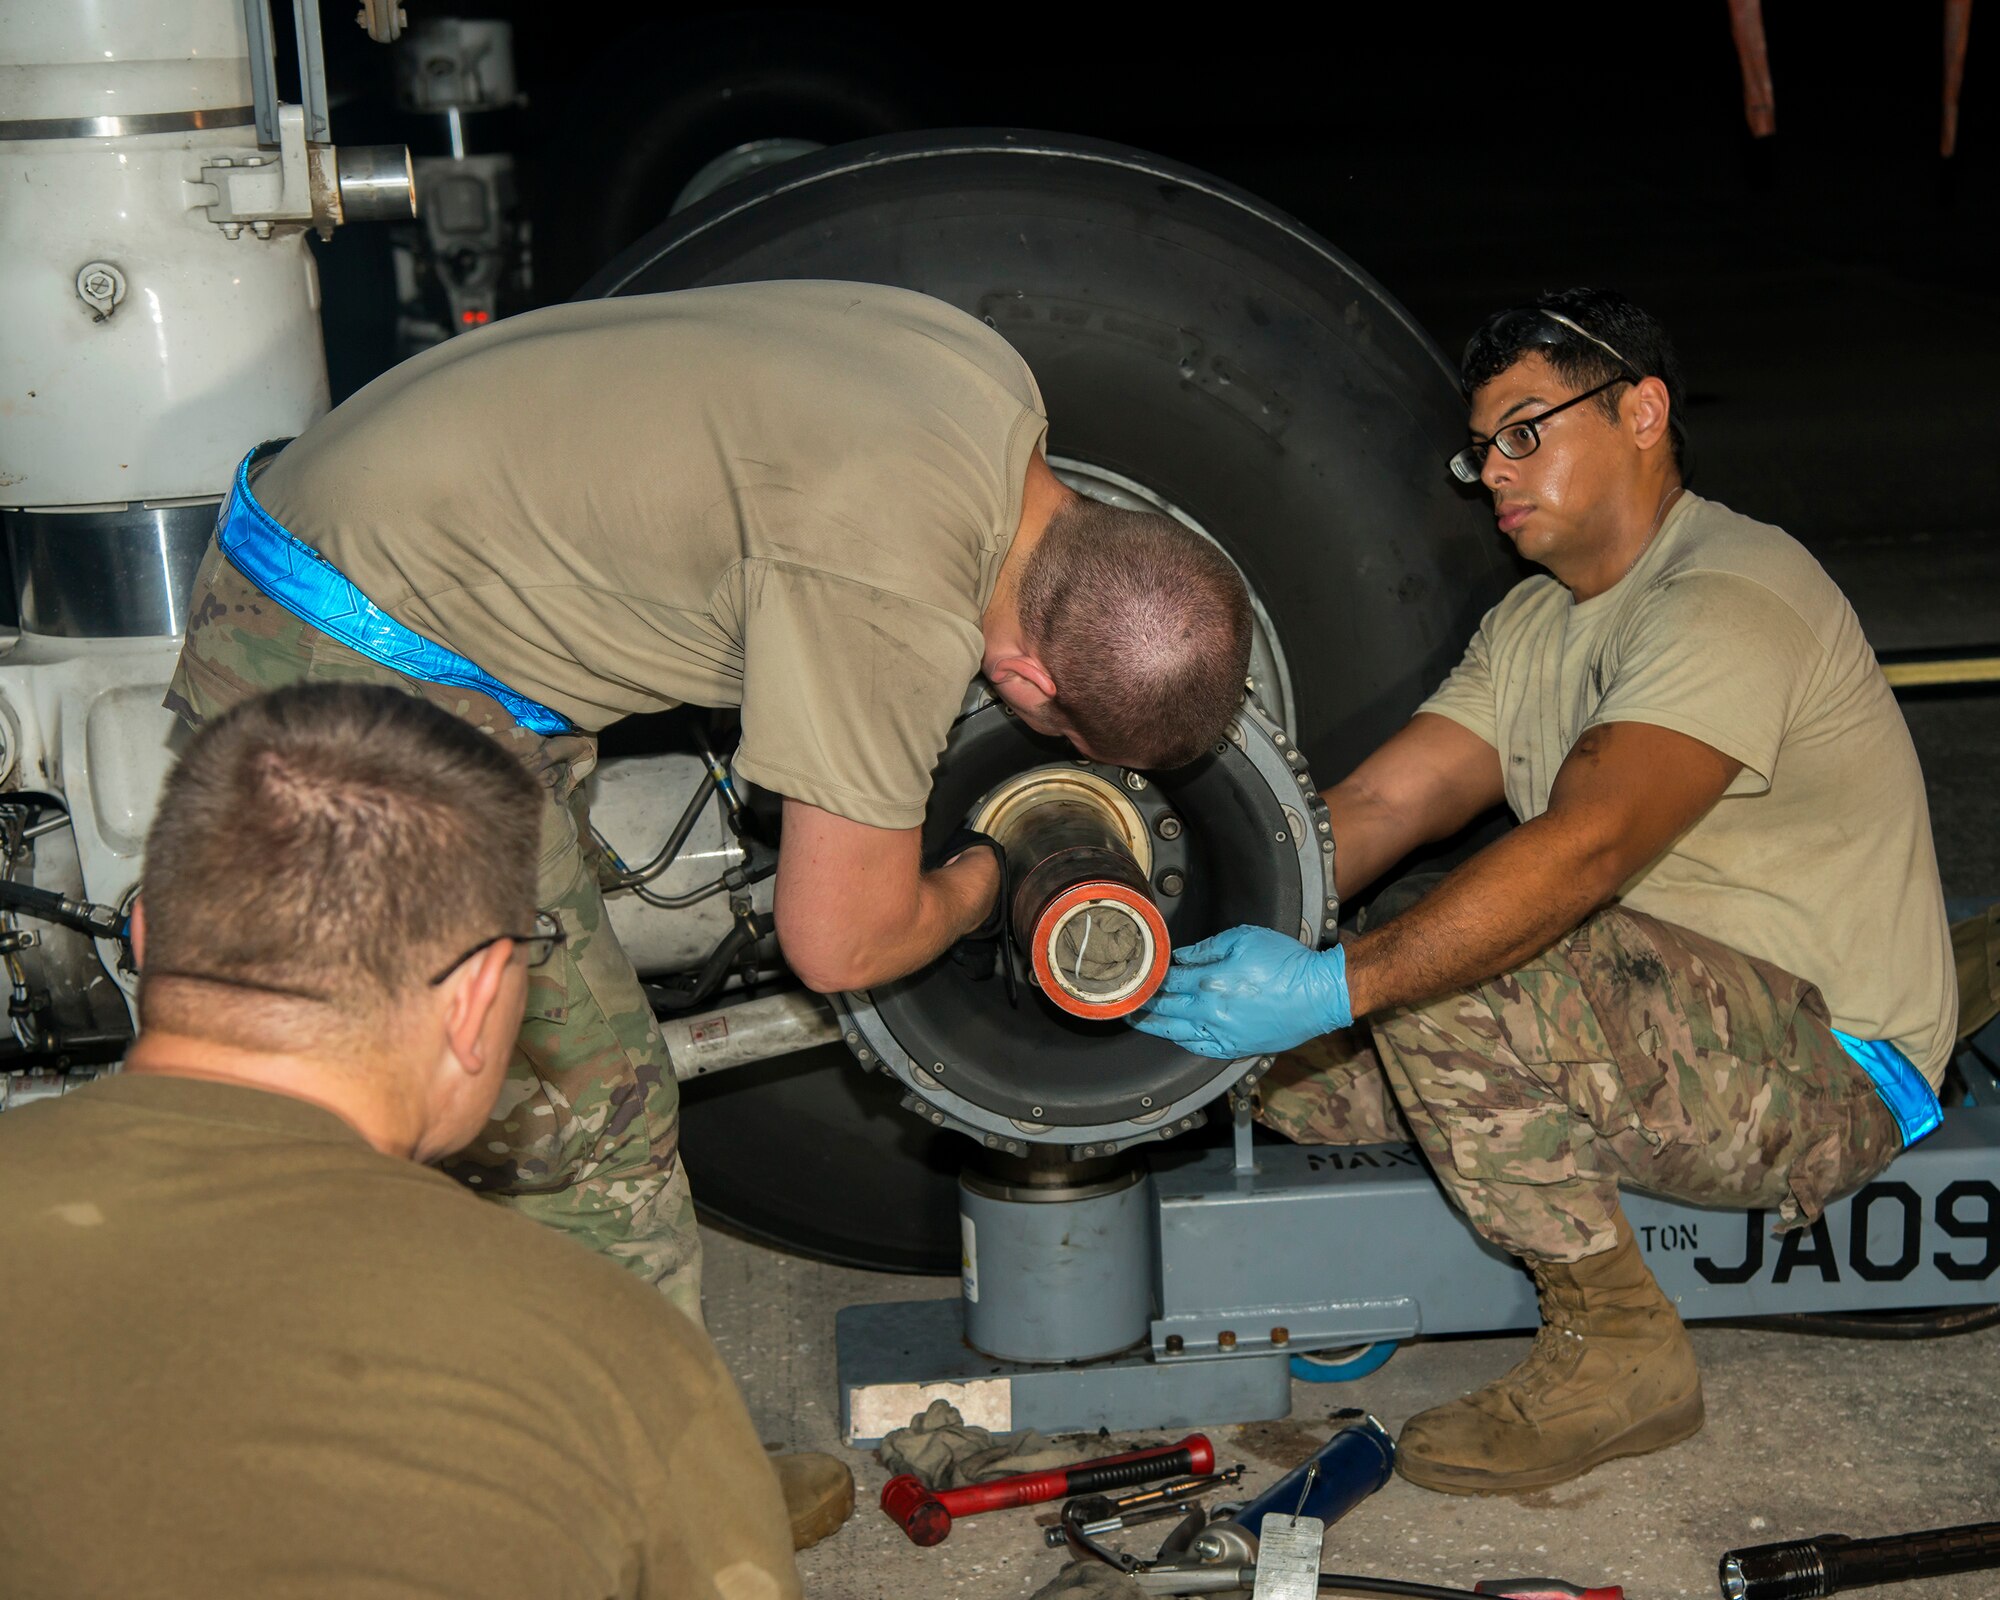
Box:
[837,1092,2000,1445]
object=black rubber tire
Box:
[589,131,1519,1273]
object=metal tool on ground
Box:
[1718,1518,2000,1598]
[882,1434,1216,1546]
[1249,1462,1326,1599]
[1044,1468,1247,1549]
[1215,1415,1396,1543]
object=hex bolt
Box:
[1193,1533,1227,1561]
[1271,1326,1291,1347]
[1217,1330,1238,1352]
[1318,819,1332,834]
[1324,917,1338,931]
[1123,770,1149,792]
[1155,813,1184,841]
[1157,870,1185,897]
[844,1031,859,1045]
[856,1048,873,1062]
[1164,1334,1185,1355]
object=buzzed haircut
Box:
[1460,287,1689,472]
[1016,497,1252,769]
[139,683,541,1030]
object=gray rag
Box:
[1028,1561,1150,1599]
[875,1399,1095,1489]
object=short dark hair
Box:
[140,683,541,1033]
[1015,497,1252,769]
[1460,288,1688,471]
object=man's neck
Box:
[982,452,1073,639]
[123,1031,419,1157]
[1561,474,1685,602]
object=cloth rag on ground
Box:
[875,1400,1096,1489]
[1028,1560,1149,1599]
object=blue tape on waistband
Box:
[214,450,573,737]
[1832,1028,1943,1147]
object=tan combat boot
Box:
[1396,1213,1704,1493]
[770,1450,855,1550]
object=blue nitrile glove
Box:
[1129,925,1351,1059]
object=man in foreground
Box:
[168,278,1252,1322]
[1136,289,1955,1493]
[0,684,803,1597]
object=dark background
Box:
[310,1,1997,891]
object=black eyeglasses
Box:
[1448,375,1634,484]
[1450,308,1643,484]
[428,909,566,986]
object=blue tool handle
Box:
[1235,1414,1395,1539]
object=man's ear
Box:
[1625,376,1674,454]
[129,898,147,968]
[441,940,517,1078]
[986,652,1059,708]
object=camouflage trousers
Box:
[166,544,702,1321]
[1261,879,1903,1263]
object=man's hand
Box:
[927,826,1007,939]
[1129,926,1351,1059]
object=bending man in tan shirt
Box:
[0,684,802,1600]
[166,281,1253,1336]
[1134,288,1954,1495]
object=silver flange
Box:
[834,694,1334,1158]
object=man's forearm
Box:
[1323,778,1423,902]
[1343,807,1622,1018]
[837,851,1000,990]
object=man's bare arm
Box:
[1322,713,1507,900]
[772,798,999,993]
[1343,721,1742,1016]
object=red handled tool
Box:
[1474,1582,1626,1600]
[881,1434,1215,1546]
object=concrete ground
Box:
[703,1221,2000,1600]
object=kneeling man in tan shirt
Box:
[1134,288,1954,1496]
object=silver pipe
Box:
[291,0,332,142]
[663,990,839,1081]
[241,0,281,146]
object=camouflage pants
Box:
[1262,879,1902,1263]
[167,544,702,1321]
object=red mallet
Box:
[880,1434,1215,1546]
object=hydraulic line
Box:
[0,880,123,939]
[1315,1579,1520,1600]
[603,769,718,889]
[647,905,775,1014]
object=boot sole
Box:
[1395,1388,1706,1496]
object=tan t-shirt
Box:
[0,1075,802,1600]
[254,280,1049,829]
[1419,492,1956,1084]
